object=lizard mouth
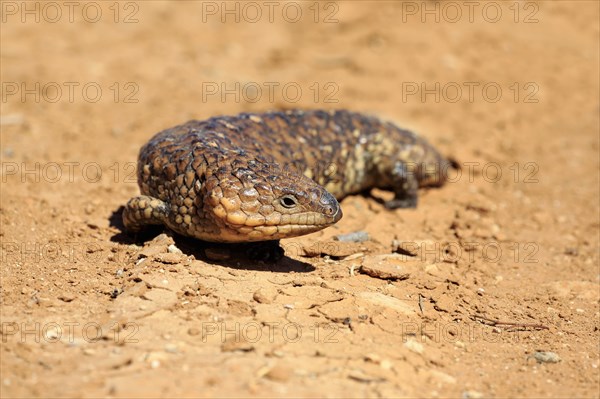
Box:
[253,223,335,240]
[243,208,343,240]
[260,208,342,228]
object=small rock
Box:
[364,353,382,363]
[301,240,363,258]
[404,338,424,354]
[391,238,400,252]
[462,390,484,398]
[44,327,60,340]
[253,288,273,304]
[360,255,411,280]
[155,253,184,264]
[164,343,178,353]
[139,234,174,258]
[380,359,393,370]
[392,240,435,258]
[58,294,76,303]
[3,148,14,158]
[364,354,393,370]
[533,351,561,364]
[167,244,183,254]
[182,284,198,296]
[348,370,385,383]
[188,328,200,336]
[221,337,254,352]
[564,247,578,256]
[0,114,25,126]
[359,291,416,315]
[334,231,369,243]
[455,341,466,349]
[344,252,365,261]
[147,351,169,367]
[264,364,292,382]
[429,370,456,384]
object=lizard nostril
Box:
[320,191,336,206]
[325,204,340,218]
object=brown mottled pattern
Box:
[123,110,449,243]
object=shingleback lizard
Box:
[123,109,449,244]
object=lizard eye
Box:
[280,195,299,208]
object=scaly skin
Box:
[123,110,449,243]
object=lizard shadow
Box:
[109,207,315,273]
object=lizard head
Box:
[204,160,342,242]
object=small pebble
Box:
[404,338,424,354]
[334,231,370,243]
[380,360,393,370]
[167,244,183,254]
[221,338,254,352]
[138,234,174,258]
[360,255,411,280]
[564,247,578,256]
[348,370,384,383]
[58,294,76,302]
[302,241,362,258]
[264,364,292,382]
[0,114,25,126]
[155,253,183,264]
[392,239,435,257]
[462,390,484,398]
[253,288,272,304]
[165,343,178,353]
[533,351,561,364]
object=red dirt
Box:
[1,1,599,397]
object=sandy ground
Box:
[1,1,599,398]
